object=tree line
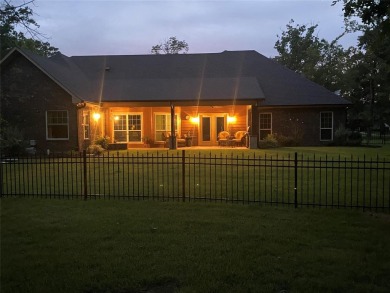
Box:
[1,0,389,132]
[274,0,389,132]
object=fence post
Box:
[294,152,298,208]
[182,149,186,202]
[83,150,88,200]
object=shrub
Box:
[258,134,279,149]
[348,131,363,146]
[274,133,296,147]
[87,144,105,156]
[333,126,362,146]
[0,125,27,156]
[95,136,110,149]
[334,125,351,146]
[142,137,154,145]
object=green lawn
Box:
[111,144,390,159]
[1,198,390,293]
[252,144,390,159]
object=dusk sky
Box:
[27,0,360,57]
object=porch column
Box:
[249,104,259,148]
[169,103,176,150]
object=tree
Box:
[334,0,390,130]
[335,0,389,28]
[336,0,390,64]
[0,0,59,58]
[273,18,386,131]
[273,19,348,92]
[151,36,189,55]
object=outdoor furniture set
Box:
[218,130,247,147]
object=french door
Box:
[199,114,227,146]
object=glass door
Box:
[201,116,211,142]
[199,114,227,146]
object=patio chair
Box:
[232,131,247,147]
[164,132,186,148]
[218,131,230,146]
[177,134,186,147]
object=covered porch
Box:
[82,100,260,150]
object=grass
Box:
[1,198,390,293]
[108,144,390,159]
[255,144,390,159]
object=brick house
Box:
[1,48,350,152]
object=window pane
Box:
[260,114,271,129]
[47,111,68,139]
[321,112,332,128]
[216,117,225,139]
[114,115,126,130]
[114,131,127,142]
[321,129,332,141]
[128,115,141,130]
[156,131,166,141]
[83,112,90,139]
[84,126,90,139]
[129,131,141,142]
[202,117,211,141]
[48,125,68,139]
[156,115,166,131]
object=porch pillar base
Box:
[248,135,258,149]
[169,136,177,150]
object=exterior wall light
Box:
[227,116,237,123]
[93,113,101,121]
[190,116,199,124]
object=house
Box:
[0,48,350,152]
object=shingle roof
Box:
[2,48,350,106]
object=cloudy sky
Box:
[27,0,360,57]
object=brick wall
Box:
[1,52,79,153]
[259,106,347,146]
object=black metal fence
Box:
[361,130,388,145]
[1,150,389,212]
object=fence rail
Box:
[1,150,389,212]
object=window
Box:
[113,114,142,142]
[46,110,69,140]
[259,113,272,140]
[155,114,177,141]
[82,111,90,140]
[320,112,333,141]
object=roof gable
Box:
[1,48,88,103]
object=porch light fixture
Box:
[190,116,199,124]
[114,115,119,121]
[227,116,237,123]
[93,112,101,121]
